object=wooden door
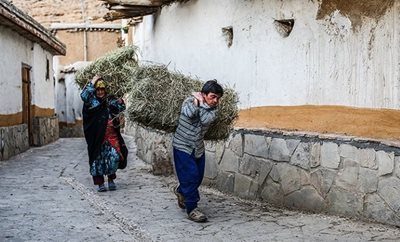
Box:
[21,64,32,145]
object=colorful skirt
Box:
[90,141,120,176]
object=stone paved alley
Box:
[1,137,400,242]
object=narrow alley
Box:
[1,136,399,242]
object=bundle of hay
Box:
[75,45,139,97]
[127,64,239,140]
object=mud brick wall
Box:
[11,0,112,27]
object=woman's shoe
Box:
[97,184,107,192]
[108,181,117,191]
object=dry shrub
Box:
[127,64,239,140]
[75,45,139,97]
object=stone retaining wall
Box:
[59,125,84,138]
[125,122,400,227]
[125,123,174,176]
[32,116,59,146]
[0,124,29,160]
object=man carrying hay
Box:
[80,75,128,192]
[173,80,224,222]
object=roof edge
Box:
[0,0,66,55]
[50,23,122,30]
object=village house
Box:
[100,0,400,227]
[0,0,66,160]
[12,0,130,137]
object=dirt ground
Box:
[235,105,400,142]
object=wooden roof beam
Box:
[100,0,168,7]
[103,8,158,20]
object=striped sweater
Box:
[173,96,217,158]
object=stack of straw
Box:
[75,45,139,97]
[127,64,239,140]
[75,46,239,140]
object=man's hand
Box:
[192,92,204,106]
[91,75,102,85]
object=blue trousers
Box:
[173,148,205,214]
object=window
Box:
[46,58,50,80]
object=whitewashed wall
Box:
[56,79,67,123]
[31,43,55,110]
[55,61,87,124]
[0,26,32,114]
[65,71,83,123]
[134,0,400,109]
[0,26,56,115]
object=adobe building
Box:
[102,0,400,227]
[0,0,66,160]
[12,0,132,137]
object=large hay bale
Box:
[127,64,239,140]
[75,45,139,97]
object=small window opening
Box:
[273,19,295,38]
[222,26,233,48]
[117,37,126,47]
[45,58,50,80]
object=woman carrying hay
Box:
[173,80,224,223]
[80,75,128,192]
